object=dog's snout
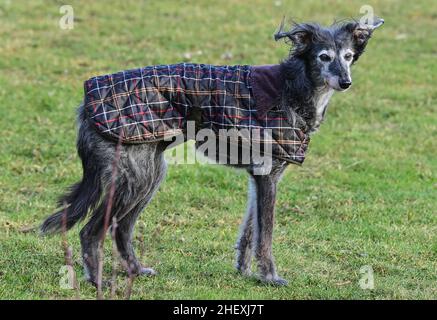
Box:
[339,79,352,89]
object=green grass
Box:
[0,0,436,299]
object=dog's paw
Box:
[258,274,288,287]
[269,277,288,286]
[138,267,157,277]
[88,278,112,288]
[125,262,157,277]
[235,263,252,276]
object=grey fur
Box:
[41,18,383,286]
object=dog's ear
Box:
[274,19,317,55]
[341,17,384,62]
[364,16,385,30]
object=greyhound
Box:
[41,18,384,287]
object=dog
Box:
[41,17,384,287]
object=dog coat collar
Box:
[249,64,284,118]
[84,63,310,165]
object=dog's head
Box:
[275,17,384,91]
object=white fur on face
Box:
[318,49,335,60]
[318,47,355,91]
[338,48,354,87]
[339,48,354,65]
[318,49,339,90]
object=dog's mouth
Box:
[334,86,349,92]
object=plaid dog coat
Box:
[84,63,310,164]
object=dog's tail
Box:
[40,171,101,235]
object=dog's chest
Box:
[313,89,334,128]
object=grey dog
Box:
[41,18,384,286]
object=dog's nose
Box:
[339,80,352,89]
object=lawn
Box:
[0,0,436,299]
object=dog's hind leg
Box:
[79,177,142,285]
[79,186,145,285]
[113,144,167,277]
[79,153,166,285]
[235,176,256,275]
[251,161,288,286]
[113,199,157,277]
[79,205,107,286]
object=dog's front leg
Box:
[235,177,257,275]
[252,173,288,286]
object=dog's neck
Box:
[312,86,334,131]
[279,58,335,134]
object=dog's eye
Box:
[319,54,331,62]
[344,53,353,61]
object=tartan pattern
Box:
[84,63,310,164]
